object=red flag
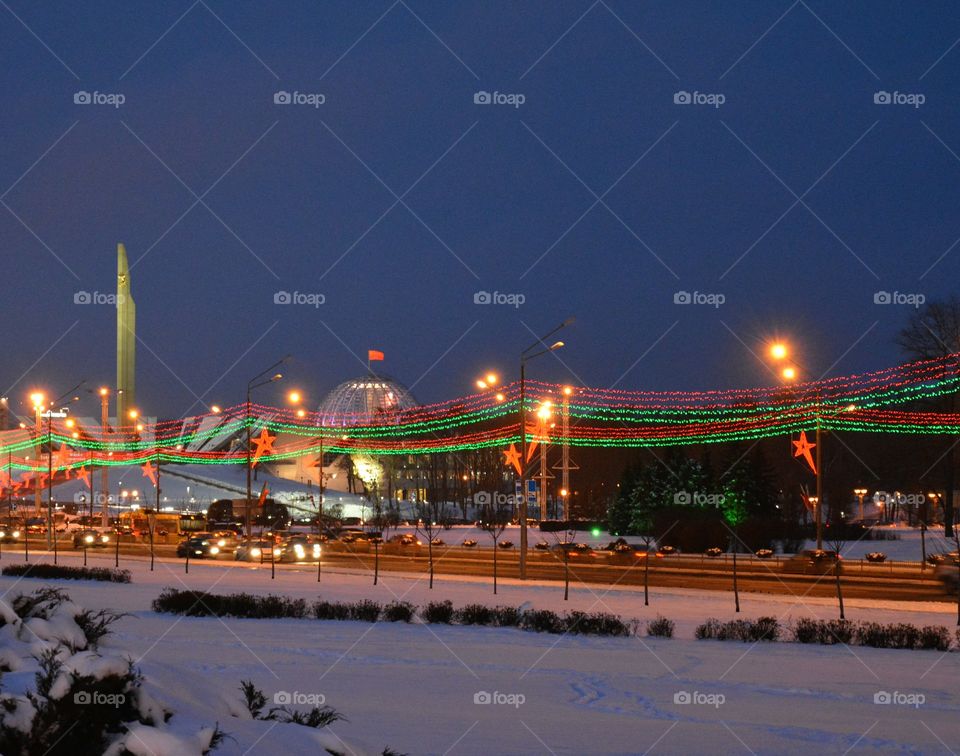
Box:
[257,482,270,508]
[368,350,384,362]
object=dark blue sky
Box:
[3,1,959,419]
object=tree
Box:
[414,497,448,590]
[478,494,511,594]
[897,297,960,536]
[826,530,847,620]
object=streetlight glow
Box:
[770,342,788,360]
[782,366,797,381]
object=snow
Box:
[1,552,958,754]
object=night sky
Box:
[3,1,959,420]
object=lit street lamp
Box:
[245,357,289,540]
[518,317,574,579]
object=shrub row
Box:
[152,588,308,618]
[153,589,639,637]
[1,562,131,583]
[794,618,952,651]
[695,617,781,642]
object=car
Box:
[389,534,420,546]
[0,526,22,543]
[551,542,594,558]
[277,535,322,563]
[73,529,111,548]
[206,531,239,554]
[175,536,226,559]
[783,549,843,575]
[934,553,959,588]
[235,539,282,562]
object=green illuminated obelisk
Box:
[116,243,136,422]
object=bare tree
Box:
[478,495,510,594]
[414,496,447,590]
[826,535,846,620]
[897,297,960,537]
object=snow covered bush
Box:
[646,616,675,638]
[0,587,220,756]
[420,600,454,624]
[2,563,131,583]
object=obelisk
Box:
[116,243,136,423]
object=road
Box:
[5,534,952,602]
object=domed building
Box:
[317,374,418,427]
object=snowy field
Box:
[1,552,957,755]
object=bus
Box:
[118,511,207,539]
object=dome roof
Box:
[318,374,418,426]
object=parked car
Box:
[73,529,111,548]
[277,535,322,563]
[388,534,420,546]
[783,549,842,575]
[552,542,594,558]
[235,539,282,562]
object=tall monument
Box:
[116,243,136,423]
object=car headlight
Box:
[217,539,226,547]
[250,547,262,558]
[101,535,109,543]
[0,531,5,538]
[84,535,94,544]
[294,544,305,557]
[313,544,321,556]
[11,530,19,538]
[210,546,220,555]
[273,548,282,557]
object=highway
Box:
[4,534,952,602]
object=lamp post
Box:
[99,388,110,528]
[768,342,855,550]
[245,358,289,541]
[30,392,44,518]
[41,382,85,556]
[518,317,573,579]
[854,488,868,522]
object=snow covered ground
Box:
[0,553,957,755]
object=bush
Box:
[564,611,632,637]
[152,588,307,618]
[888,623,920,650]
[347,600,382,623]
[695,617,778,642]
[519,609,564,634]
[646,615,674,638]
[382,601,415,622]
[695,618,723,640]
[2,563,131,583]
[918,625,951,651]
[455,604,495,625]
[420,600,454,624]
[313,601,351,621]
[493,606,521,627]
[793,617,818,644]
[750,616,780,642]
[793,618,854,645]
[856,622,891,648]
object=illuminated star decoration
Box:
[141,462,157,486]
[250,429,277,467]
[792,431,817,475]
[55,445,72,478]
[525,421,544,462]
[75,466,91,487]
[502,444,522,475]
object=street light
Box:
[518,317,574,579]
[854,487,868,521]
[245,357,290,540]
